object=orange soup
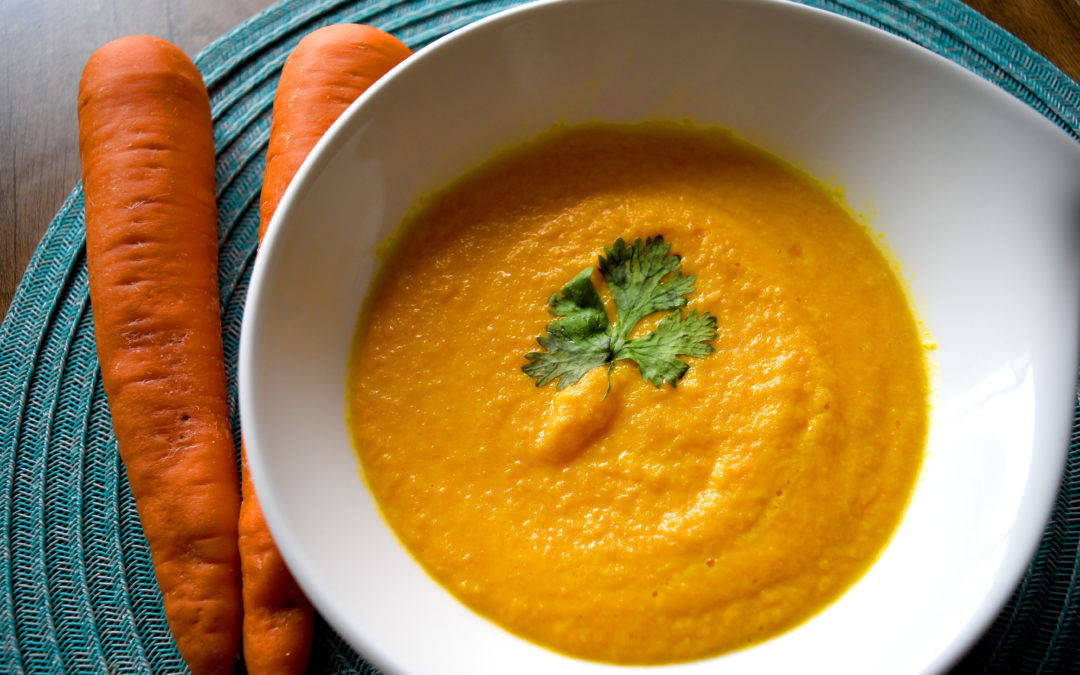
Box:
[347,122,928,663]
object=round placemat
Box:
[1,0,1077,672]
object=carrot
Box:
[257,23,413,240]
[239,23,412,675]
[77,35,241,675]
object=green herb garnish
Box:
[523,236,718,390]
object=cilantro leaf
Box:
[615,309,718,387]
[547,267,609,337]
[599,236,697,348]
[523,237,717,391]
[523,269,612,390]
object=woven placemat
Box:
[1,0,1077,672]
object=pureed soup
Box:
[347,122,929,664]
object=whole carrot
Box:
[78,35,241,675]
[240,23,412,675]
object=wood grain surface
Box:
[0,0,1078,319]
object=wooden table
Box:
[1,0,1078,319]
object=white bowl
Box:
[239,0,1080,672]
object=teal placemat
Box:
[1,0,1077,672]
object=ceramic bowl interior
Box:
[240,0,1080,672]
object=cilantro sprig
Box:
[523,236,718,390]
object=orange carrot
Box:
[239,23,412,674]
[257,23,413,240]
[237,450,311,674]
[77,36,241,675]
